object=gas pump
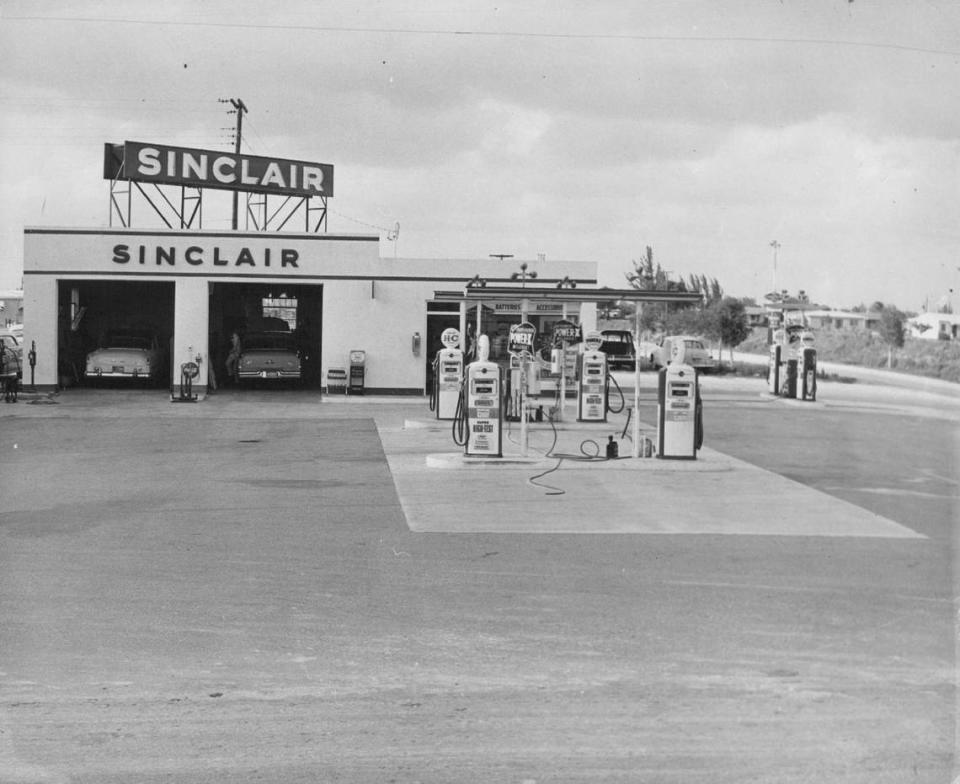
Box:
[454,335,503,457]
[656,341,703,459]
[433,346,464,420]
[576,331,608,422]
[799,345,817,401]
[576,349,608,422]
[767,344,781,396]
[657,364,702,459]
[506,353,542,420]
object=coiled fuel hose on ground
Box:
[526,407,633,496]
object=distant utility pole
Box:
[222,98,248,230]
[769,240,780,294]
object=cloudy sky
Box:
[1,1,958,310]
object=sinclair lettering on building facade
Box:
[111,244,300,269]
[103,141,334,198]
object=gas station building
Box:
[21,226,599,396]
[20,139,713,398]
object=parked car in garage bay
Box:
[237,330,301,381]
[85,329,164,381]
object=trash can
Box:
[348,350,366,395]
[326,367,347,394]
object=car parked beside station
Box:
[1,329,23,397]
[650,335,717,372]
[0,329,23,377]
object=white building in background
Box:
[908,312,960,341]
[802,309,882,332]
[0,289,24,328]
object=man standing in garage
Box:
[225,330,241,384]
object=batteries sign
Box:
[508,322,536,354]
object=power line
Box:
[328,209,396,235]
[4,15,958,57]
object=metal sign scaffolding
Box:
[104,143,329,233]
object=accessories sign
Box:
[104,141,334,198]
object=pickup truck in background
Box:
[598,330,637,371]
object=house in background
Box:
[744,305,768,328]
[908,312,960,340]
[0,289,24,328]
[802,309,882,332]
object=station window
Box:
[426,301,460,314]
[262,296,297,330]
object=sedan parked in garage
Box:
[237,331,301,382]
[86,329,164,382]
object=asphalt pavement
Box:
[1,373,956,783]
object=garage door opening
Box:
[58,280,175,389]
[209,282,323,390]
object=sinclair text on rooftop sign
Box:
[104,141,334,198]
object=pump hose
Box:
[695,395,704,450]
[428,358,438,412]
[451,384,468,446]
[605,371,625,414]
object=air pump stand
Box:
[171,356,201,403]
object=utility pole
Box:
[227,98,248,230]
[769,240,780,295]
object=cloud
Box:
[1,1,959,306]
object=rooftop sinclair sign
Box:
[104,141,334,198]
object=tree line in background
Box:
[624,246,751,361]
[622,246,908,367]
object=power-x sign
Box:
[508,322,536,354]
[552,319,579,344]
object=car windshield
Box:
[684,340,704,349]
[244,332,295,351]
[602,333,631,343]
[104,333,152,350]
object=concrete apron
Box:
[381,417,923,539]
